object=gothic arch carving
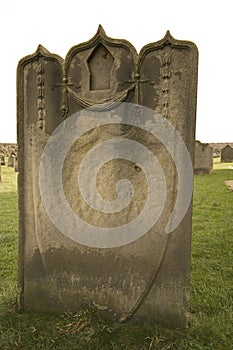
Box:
[87,43,114,91]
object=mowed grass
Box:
[0,162,233,349]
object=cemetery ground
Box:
[0,160,232,350]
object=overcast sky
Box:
[1,0,232,143]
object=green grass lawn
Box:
[0,163,232,349]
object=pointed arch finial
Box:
[97,24,106,37]
[164,30,174,42]
[36,44,50,56]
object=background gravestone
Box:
[0,153,5,166]
[17,26,198,328]
[213,146,221,158]
[209,143,233,158]
[194,140,213,174]
[8,155,15,168]
[0,144,17,158]
[221,145,233,162]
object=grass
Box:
[213,157,233,170]
[0,161,233,349]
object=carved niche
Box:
[87,43,114,91]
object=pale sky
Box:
[0,0,232,143]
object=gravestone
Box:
[0,154,5,165]
[8,155,15,168]
[221,145,233,162]
[194,140,213,174]
[17,26,198,328]
[213,147,220,158]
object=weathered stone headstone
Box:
[194,140,213,174]
[221,145,233,162]
[8,155,15,168]
[0,153,5,165]
[213,147,220,158]
[17,27,198,328]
